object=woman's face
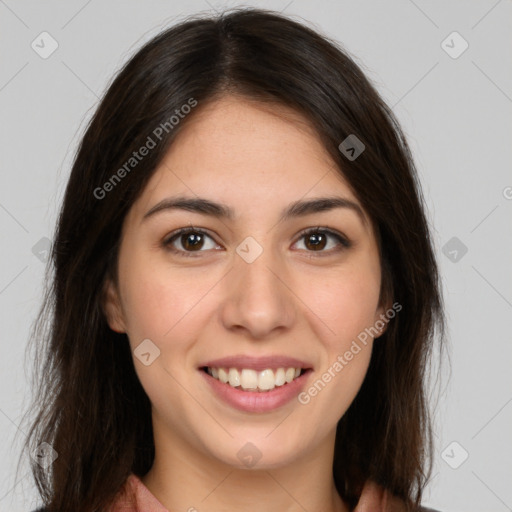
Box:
[104,95,387,470]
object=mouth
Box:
[198,355,313,413]
[200,366,308,393]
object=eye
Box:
[162,226,351,258]
[162,227,221,257]
[293,227,351,255]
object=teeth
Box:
[274,368,286,386]
[240,369,258,390]
[218,368,229,383]
[206,366,304,392]
[258,369,275,390]
[228,368,240,387]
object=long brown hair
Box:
[19,7,446,511]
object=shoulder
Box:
[356,479,443,512]
[30,474,136,512]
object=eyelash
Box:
[162,226,351,258]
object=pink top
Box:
[109,473,409,511]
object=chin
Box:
[202,430,312,471]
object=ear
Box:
[373,301,391,339]
[101,277,127,333]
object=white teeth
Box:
[258,369,275,390]
[228,368,240,387]
[240,369,258,390]
[206,366,304,392]
[218,368,229,383]
[274,368,286,386]
[285,368,296,383]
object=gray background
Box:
[1,1,511,511]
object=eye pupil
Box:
[182,232,203,250]
[305,232,326,251]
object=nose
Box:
[219,241,297,339]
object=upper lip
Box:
[200,355,313,372]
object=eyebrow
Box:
[143,195,367,226]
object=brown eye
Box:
[304,232,327,251]
[180,232,205,251]
[294,227,351,254]
[162,226,351,258]
[163,228,220,257]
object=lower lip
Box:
[200,369,312,413]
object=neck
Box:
[142,417,348,512]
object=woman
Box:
[22,7,445,512]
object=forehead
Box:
[130,95,371,229]
[169,95,332,167]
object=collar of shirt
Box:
[109,473,409,512]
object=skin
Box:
[103,95,388,512]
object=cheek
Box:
[117,257,204,407]
[121,276,175,340]
[299,273,378,423]
[118,250,206,342]
[299,256,380,407]
[309,262,382,345]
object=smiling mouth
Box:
[201,366,308,392]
